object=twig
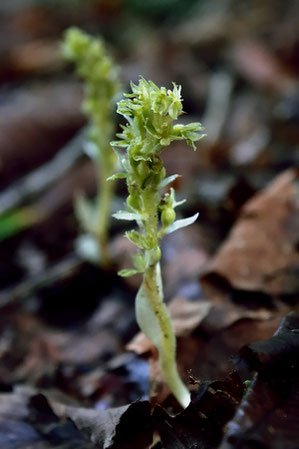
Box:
[0,127,87,214]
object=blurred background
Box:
[0,0,298,411]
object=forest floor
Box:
[0,1,298,448]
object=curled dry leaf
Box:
[201,169,299,305]
[0,388,153,449]
[154,371,244,449]
[200,298,280,334]
[47,396,153,449]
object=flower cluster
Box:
[115,78,204,159]
[112,77,205,276]
[62,27,120,137]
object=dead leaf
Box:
[53,398,153,449]
[154,372,244,449]
[168,297,211,337]
[0,388,153,449]
[201,169,299,304]
[221,313,299,449]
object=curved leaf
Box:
[162,212,199,235]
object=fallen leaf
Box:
[154,372,244,449]
[53,399,153,449]
[168,297,211,337]
[201,169,299,305]
[0,388,153,449]
[221,313,299,449]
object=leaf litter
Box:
[0,1,299,448]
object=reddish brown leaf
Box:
[201,169,299,304]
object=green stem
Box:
[137,184,190,408]
[142,262,190,408]
[96,148,115,267]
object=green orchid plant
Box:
[62,27,121,266]
[111,78,206,408]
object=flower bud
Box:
[159,167,166,181]
[154,246,161,261]
[161,207,176,228]
[127,194,140,211]
[137,161,150,179]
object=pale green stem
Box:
[141,262,191,408]
[136,185,190,408]
[96,147,115,267]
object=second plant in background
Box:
[62,27,121,266]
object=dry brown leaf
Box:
[201,169,299,301]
